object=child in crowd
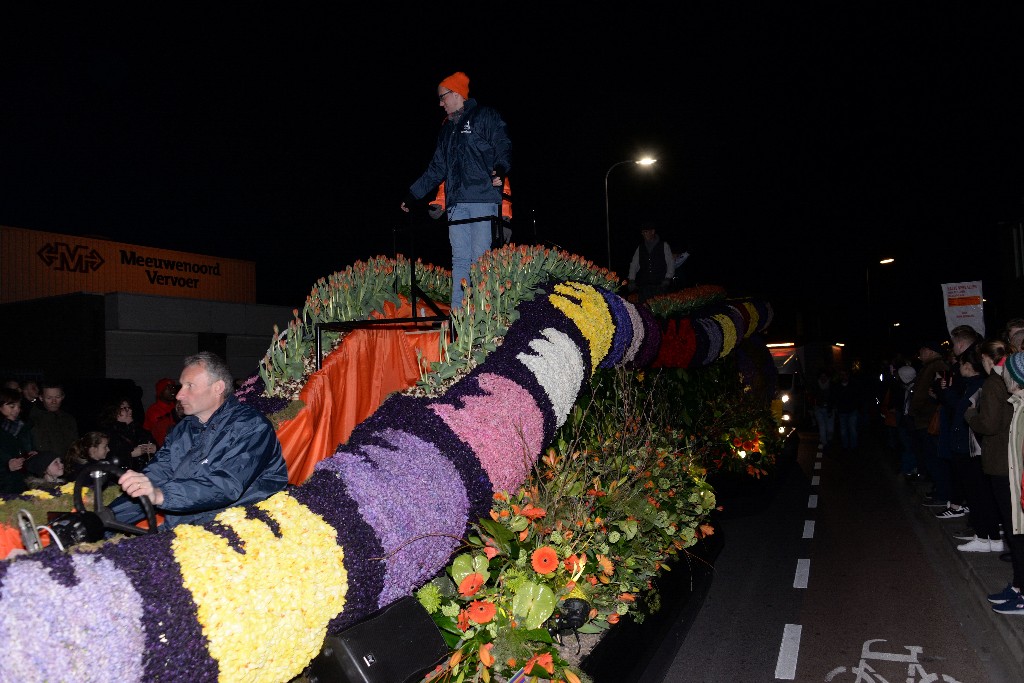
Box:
[23,451,66,489]
[64,431,111,483]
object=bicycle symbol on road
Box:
[825,638,963,682]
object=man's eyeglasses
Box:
[438,90,453,102]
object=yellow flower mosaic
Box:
[172,492,347,683]
[712,313,738,357]
[549,282,614,373]
[741,302,760,338]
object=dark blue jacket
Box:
[111,394,287,529]
[0,419,32,494]
[409,98,511,206]
[942,373,985,457]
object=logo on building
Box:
[37,242,105,273]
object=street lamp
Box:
[865,257,895,309]
[865,256,895,357]
[605,157,657,270]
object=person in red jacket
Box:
[143,378,179,447]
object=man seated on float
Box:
[110,351,288,530]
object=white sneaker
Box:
[991,539,1007,553]
[959,537,997,553]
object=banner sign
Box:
[1,225,256,304]
[941,281,985,337]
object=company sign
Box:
[1,225,256,304]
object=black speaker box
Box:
[307,596,449,683]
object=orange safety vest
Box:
[433,179,512,221]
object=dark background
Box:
[2,7,1023,364]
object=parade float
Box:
[0,244,781,683]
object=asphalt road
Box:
[649,427,1024,683]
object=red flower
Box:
[531,546,559,574]
[458,573,484,597]
[524,652,555,676]
[467,600,497,624]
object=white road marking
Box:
[803,520,814,538]
[814,461,821,470]
[775,623,802,679]
[811,475,820,486]
[808,494,818,508]
[794,558,810,588]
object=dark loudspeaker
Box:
[307,596,449,683]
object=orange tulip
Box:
[479,643,495,667]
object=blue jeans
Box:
[448,202,498,310]
[838,410,859,449]
[814,406,835,445]
[897,424,917,474]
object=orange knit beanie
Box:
[439,71,470,98]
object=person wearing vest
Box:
[429,178,512,247]
[626,223,675,304]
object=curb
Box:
[895,462,1024,681]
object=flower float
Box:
[0,269,772,682]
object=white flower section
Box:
[516,327,585,428]
[619,300,645,366]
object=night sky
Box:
[3,8,1023,358]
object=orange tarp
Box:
[276,297,448,485]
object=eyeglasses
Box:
[438,90,453,102]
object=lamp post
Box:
[865,257,895,357]
[865,257,895,309]
[605,157,657,270]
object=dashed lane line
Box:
[775,623,802,680]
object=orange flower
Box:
[565,669,582,683]
[531,546,559,574]
[519,529,529,541]
[596,554,614,576]
[479,643,495,667]
[493,491,508,501]
[524,652,555,675]
[607,613,620,625]
[619,593,635,602]
[483,546,499,560]
[467,600,497,624]
[450,649,463,667]
[563,554,581,573]
[458,573,484,597]
[520,504,547,520]
[457,609,470,631]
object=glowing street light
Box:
[605,157,657,270]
